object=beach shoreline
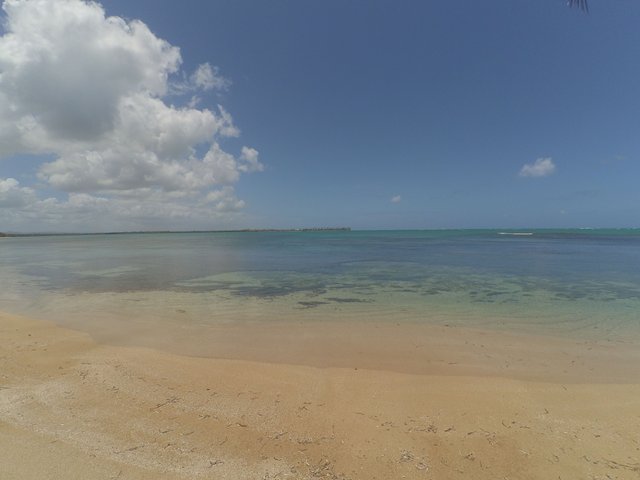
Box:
[1,310,639,479]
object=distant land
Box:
[3,228,640,238]
[0,227,352,237]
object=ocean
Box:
[1,229,640,342]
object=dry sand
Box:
[1,310,639,479]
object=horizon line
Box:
[3,226,640,237]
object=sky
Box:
[0,0,639,232]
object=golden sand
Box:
[1,311,639,479]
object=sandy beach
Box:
[1,0,639,477]
[1,310,639,479]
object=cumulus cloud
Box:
[170,63,230,96]
[519,157,556,178]
[0,0,261,230]
[205,186,246,212]
[390,195,402,203]
[238,147,264,173]
[0,0,181,150]
[191,63,230,91]
[0,178,247,232]
[0,178,36,208]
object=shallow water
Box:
[1,229,640,341]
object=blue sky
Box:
[1,0,639,231]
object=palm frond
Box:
[568,0,589,12]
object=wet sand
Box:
[1,310,639,479]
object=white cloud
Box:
[0,0,181,151]
[519,157,556,178]
[0,0,261,230]
[170,63,230,96]
[205,186,246,212]
[0,180,248,232]
[0,177,36,208]
[191,63,230,91]
[391,195,402,203]
[238,147,264,173]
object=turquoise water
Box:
[1,229,640,339]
